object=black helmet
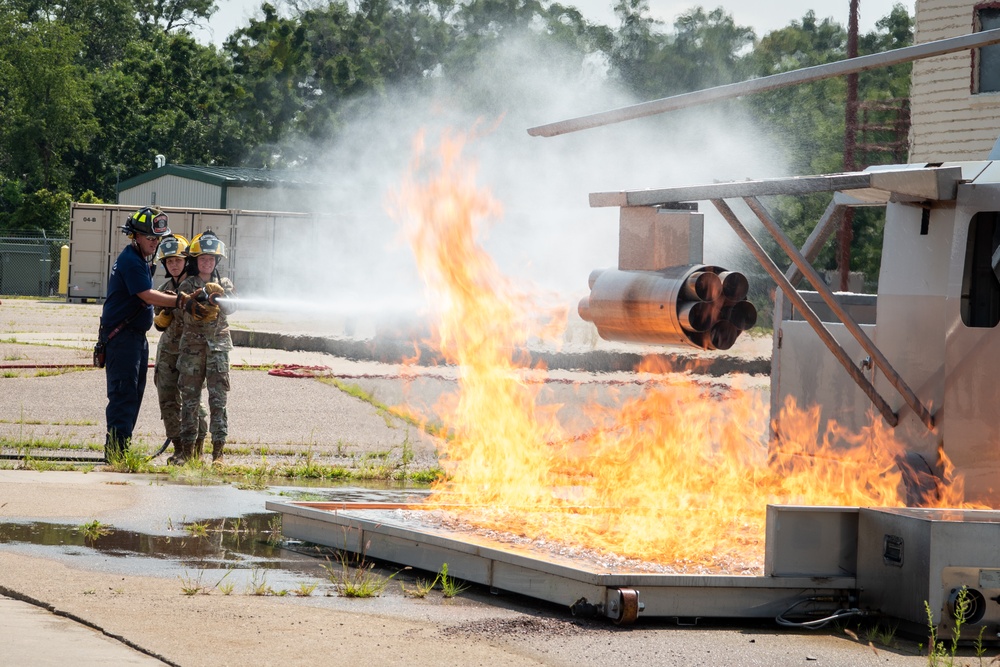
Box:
[122,206,170,237]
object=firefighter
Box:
[152,234,208,464]
[175,230,237,463]
[100,207,197,461]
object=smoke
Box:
[257,30,790,333]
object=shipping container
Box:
[68,203,325,301]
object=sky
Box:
[191,0,916,47]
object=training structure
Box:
[271,30,1000,635]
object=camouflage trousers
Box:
[177,344,230,445]
[154,347,207,443]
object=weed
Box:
[107,446,153,473]
[186,521,209,537]
[401,574,435,599]
[863,620,898,648]
[78,519,112,543]
[236,458,270,490]
[179,571,210,595]
[246,568,271,596]
[214,568,235,595]
[293,581,318,597]
[437,563,468,598]
[400,432,414,468]
[322,549,395,598]
[924,586,984,667]
[265,514,282,545]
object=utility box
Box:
[856,507,1000,635]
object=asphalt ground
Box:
[0,297,950,666]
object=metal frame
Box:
[587,167,960,429]
[268,500,855,624]
[528,29,1000,137]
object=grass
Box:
[436,562,468,598]
[245,568,271,596]
[179,570,210,596]
[293,581,319,597]
[106,446,154,473]
[322,548,399,598]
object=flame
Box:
[390,130,979,573]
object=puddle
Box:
[0,512,285,565]
[0,485,434,593]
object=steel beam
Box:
[710,198,898,427]
[744,196,935,430]
[529,29,1000,137]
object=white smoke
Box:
[255,30,790,332]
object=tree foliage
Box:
[0,0,916,289]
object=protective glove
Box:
[184,297,210,320]
[153,309,173,331]
[175,288,200,310]
[204,282,225,306]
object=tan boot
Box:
[167,441,191,466]
[193,437,205,461]
[211,440,225,463]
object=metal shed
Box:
[116,164,327,213]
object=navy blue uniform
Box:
[101,244,155,457]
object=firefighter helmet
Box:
[155,234,189,265]
[122,206,170,237]
[188,230,226,259]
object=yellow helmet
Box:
[155,234,189,265]
[188,229,226,259]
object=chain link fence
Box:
[0,234,69,297]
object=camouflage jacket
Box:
[153,277,185,356]
[176,275,236,353]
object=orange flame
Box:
[390,130,977,573]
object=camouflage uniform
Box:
[175,275,236,457]
[153,277,207,456]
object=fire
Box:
[391,130,976,573]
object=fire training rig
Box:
[269,29,1000,635]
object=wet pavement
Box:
[0,298,959,666]
[0,470,947,667]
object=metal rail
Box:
[529,28,1000,137]
[743,196,935,429]
[710,198,898,427]
[786,199,845,287]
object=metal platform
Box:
[267,500,857,624]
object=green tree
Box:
[0,12,98,193]
[80,30,249,198]
[745,8,913,285]
[609,3,755,98]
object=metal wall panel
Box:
[118,174,222,209]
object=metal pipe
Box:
[529,29,1000,137]
[681,270,723,302]
[720,301,758,331]
[719,271,749,303]
[742,196,935,430]
[710,198,898,427]
[787,199,845,287]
